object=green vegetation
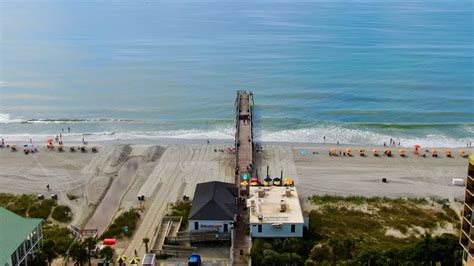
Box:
[52,205,73,223]
[67,193,79,201]
[0,193,36,216]
[169,200,192,230]
[252,195,462,265]
[28,199,57,219]
[0,193,75,263]
[101,209,140,239]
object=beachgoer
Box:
[398,142,400,146]
[82,138,85,144]
[390,138,393,144]
[323,136,326,142]
[59,133,62,138]
[207,140,210,145]
[337,141,339,145]
[46,184,50,191]
[384,142,386,147]
[30,138,32,144]
[68,127,70,132]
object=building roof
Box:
[0,207,42,263]
[189,181,238,221]
[247,186,304,224]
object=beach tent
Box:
[263,177,272,186]
[283,178,293,186]
[273,177,282,186]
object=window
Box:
[224,224,228,232]
[291,224,296,233]
[258,224,262,233]
[194,222,199,230]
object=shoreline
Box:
[3,137,474,149]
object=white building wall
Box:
[189,220,234,233]
[250,223,303,238]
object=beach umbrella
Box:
[431,149,437,154]
[242,173,249,180]
[346,148,352,153]
[399,149,405,153]
[444,150,452,154]
[283,177,293,186]
[460,150,465,155]
[47,139,53,144]
[263,177,272,186]
[273,177,282,186]
[414,144,421,149]
[240,181,249,186]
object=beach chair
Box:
[346,148,353,157]
[91,146,98,153]
[444,150,453,158]
[373,149,380,157]
[399,149,406,157]
[58,145,64,152]
[11,145,17,152]
[70,147,76,152]
[80,146,87,153]
[460,150,468,158]
[431,150,438,158]
[359,149,365,157]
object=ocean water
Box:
[0,0,473,147]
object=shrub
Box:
[28,199,56,219]
[52,205,72,223]
[101,209,140,239]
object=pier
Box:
[232,91,254,266]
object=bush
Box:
[169,201,192,230]
[52,205,72,223]
[28,199,56,219]
[101,209,140,239]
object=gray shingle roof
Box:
[189,181,238,221]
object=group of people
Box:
[384,138,400,147]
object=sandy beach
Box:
[0,140,471,258]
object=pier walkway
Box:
[232,91,253,266]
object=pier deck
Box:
[232,91,253,266]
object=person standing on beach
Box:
[30,138,32,144]
[323,136,326,143]
[207,139,210,145]
[68,127,70,132]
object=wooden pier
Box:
[232,91,254,266]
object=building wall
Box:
[189,220,234,233]
[250,223,303,238]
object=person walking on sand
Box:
[207,139,210,145]
[46,184,50,191]
[323,136,326,143]
[337,141,339,145]
[30,138,32,144]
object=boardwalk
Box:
[232,91,253,266]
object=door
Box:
[224,223,228,232]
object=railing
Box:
[165,233,231,244]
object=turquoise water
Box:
[1,0,473,146]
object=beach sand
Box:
[0,141,471,259]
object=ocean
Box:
[0,0,473,147]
